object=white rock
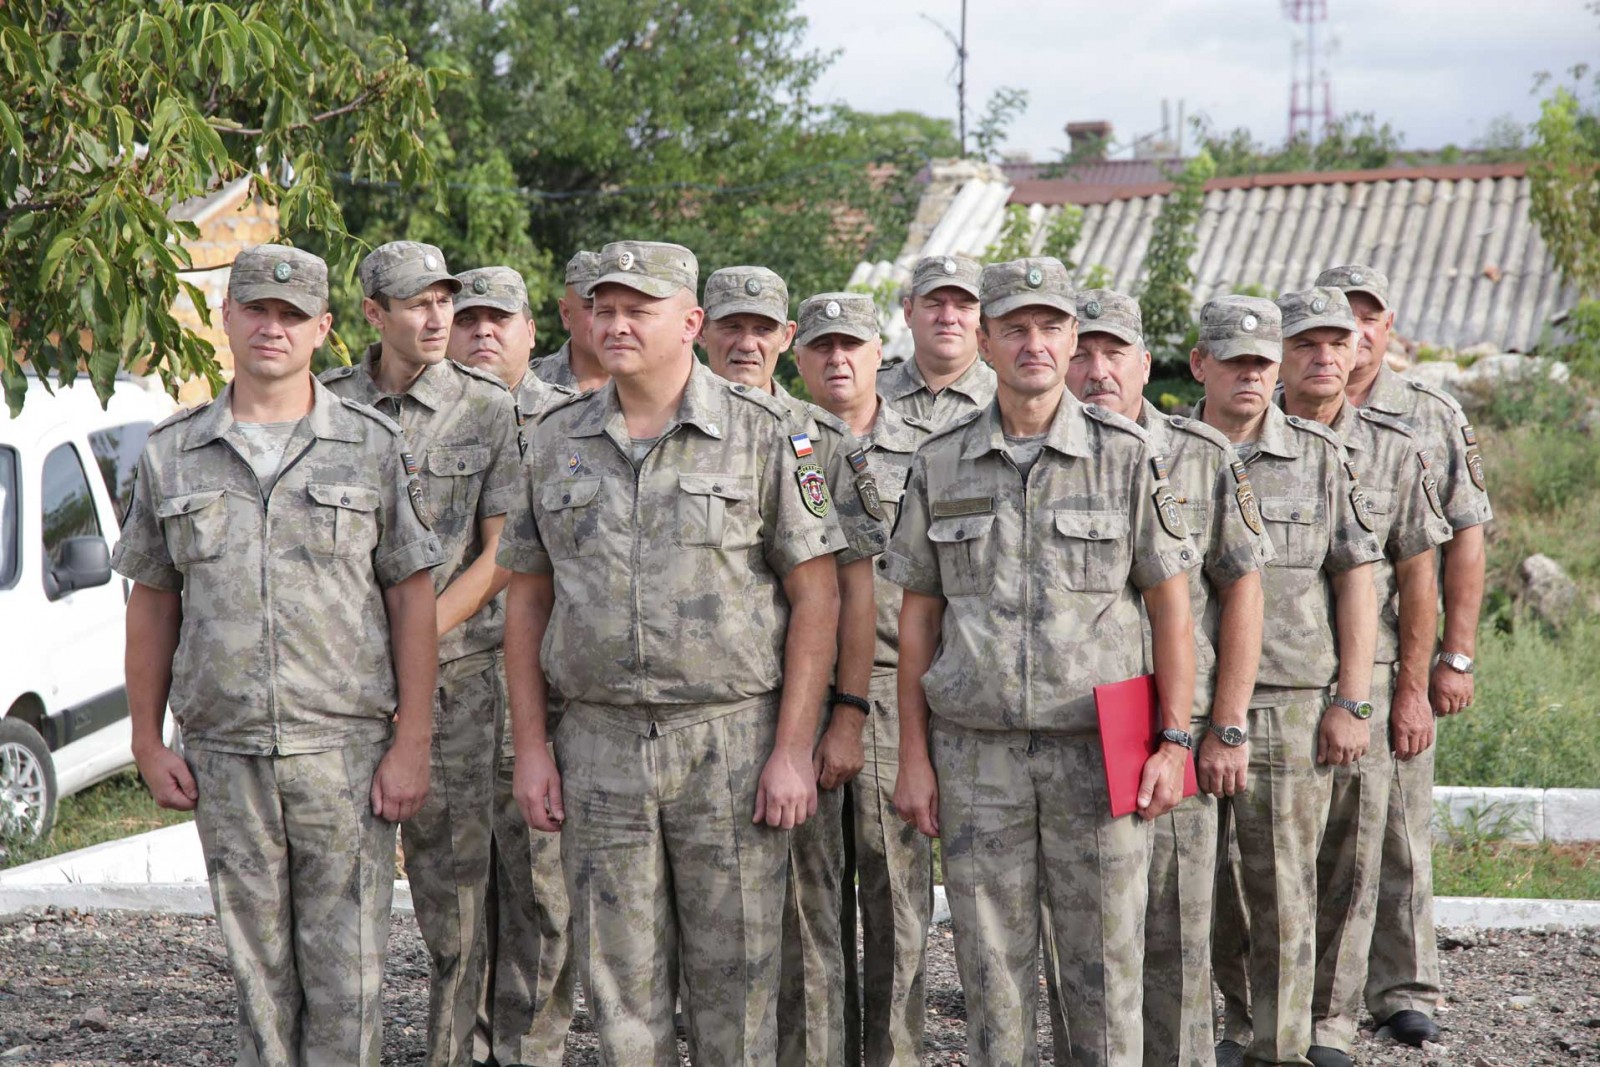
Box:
[1518,553,1579,629]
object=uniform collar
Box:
[568,358,728,442]
[1328,400,1364,454]
[183,376,364,450]
[961,391,1091,461]
[1191,397,1301,459]
[885,354,989,402]
[1363,363,1411,415]
[868,395,923,454]
[360,342,454,411]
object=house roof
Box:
[850,161,1573,359]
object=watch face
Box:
[1354,701,1375,720]
[1221,726,1246,746]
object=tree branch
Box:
[212,87,379,137]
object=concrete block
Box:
[1431,786,1543,843]
[1543,789,1600,843]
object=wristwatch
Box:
[1329,695,1375,720]
[1208,723,1247,747]
[1158,727,1194,750]
[1437,651,1475,674]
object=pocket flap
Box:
[1259,498,1316,524]
[927,513,995,543]
[677,473,752,501]
[307,483,381,512]
[1053,510,1127,541]
[427,445,491,477]
[542,477,602,511]
[155,489,226,518]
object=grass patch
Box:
[1433,841,1600,900]
[0,770,191,871]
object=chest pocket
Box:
[306,484,381,560]
[1052,510,1129,592]
[1259,497,1323,568]
[676,473,757,549]
[876,463,912,528]
[156,489,230,566]
[1360,488,1394,545]
[427,444,491,519]
[539,477,603,560]
[927,513,996,597]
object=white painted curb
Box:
[1432,786,1600,844]
[0,880,415,918]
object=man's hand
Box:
[1429,660,1474,717]
[893,755,940,838]
[1317,708,1370,766]
[514,743,565,832]
[371,735,430,823]
[754,746,817,829]
[1391,686,1436,761]
[814,708,867,791]
[1197,732,1249,797]
[134,742,198,812]
[1137,743,1189,820]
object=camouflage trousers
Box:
[1142,717,1219,1067]
[778,710,847,1067]
[404,652,500,1067]
[473,705,575,1067]
[841,671,933,1067]
[1212,697,1333,1066]
[933,722,1152,1067]
[1364,714,1441,1022]
[188,742,395,1067]
[557,697,789,1067]
[1312,665,1396,1050]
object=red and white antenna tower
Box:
[1283,0,1334,145]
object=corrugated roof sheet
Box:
[850,162,1574,360]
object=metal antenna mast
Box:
[921,0,970,155]
[1283,0,1333,145]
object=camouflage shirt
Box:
[884,393,1200,735]
[497,360,842,716]
[1138,403,1275,719]
[878,355,997,428]
[321,345,521,664]
[111,378,444,755]
[513,367,577,455]
[1194,400,1385,702]
[770,379,888,567]
[1361,363,1492,530]
[1327,401,1454,664]
[531,341,581,391]
[862,398,933,671]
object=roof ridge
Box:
[1011,162,1530,207]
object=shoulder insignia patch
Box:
[855,472,886,521]
[1345,461,1375,532]
[796,462,831,518]
[1231,460,1264,534]
[408,477,433,529]
[1461,424,1487,491]
[790,432,814,459]
[1154,485,1187,539]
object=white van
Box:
[0,372,179,844]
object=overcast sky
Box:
[800,0,1598,159]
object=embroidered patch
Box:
[797,463,831,518]
[1154,487,1187,538]
[790,432,814,459]
[1233,464,1263,535]
[931,496,994,518]
[856,474,885,521]
[408,478,433,529]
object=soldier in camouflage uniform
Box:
[792,300,936,1067]
[1191,296,1383,1067]
[1317,265,1493,1049]
[1256,288,1452,1067]
[497,241,845,1066]
[531,251,608,393]
[446,265,578,1067]
[698,269,888,1067]
[119,245,443,1067]
[321,242,523,1067]
[880,254,996,427]
[886,257,1201,1067]
[1063,289,1273,1067]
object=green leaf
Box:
[39,230,77,286]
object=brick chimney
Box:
[1065,121,1113,161]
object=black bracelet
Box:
[830,691,872,715]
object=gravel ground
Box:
[1,907,1597,1064]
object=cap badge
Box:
[1241,313,1259,332]
[272,261,293,282]
[1025,267,1044,288]
[423,254,438,271]
[1349,271,1365,284]
[1083,299,1102,319]
[472,277,489,294]
[744,278,763,296]
[941,257,957,275]
[618,251,636,271]
[824,300,841,319]
[1311,296,1328,314]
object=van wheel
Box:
[0,718,57,844]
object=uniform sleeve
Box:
[1127,441,1201,591]
[879,455,941,596]
[1323,441,1385,574]
[759,419,840,577]
[495,452,552,575]
[1436,403,1493,529]
[375,435,444,587]
[477,389,523,519]
[1202,454,1274,588]
[1389,445,1454,562]
[110,449,183,592]
[816,421,887,567]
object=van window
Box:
[41,443,102,575]
[88,422,153,526]
[0,447,17,588]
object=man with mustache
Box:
[880,254,994,427]
[532,251,609,394]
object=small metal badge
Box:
[1025,267,1044,288]
[846,448,869,474]
[1150,454,1170,482]
[856,473,885,521]
[423,254,438,271]
[618,251,635,271]
[1154,488,1187,538]
[745,277,762,296]
[473,277,489,294]
[796,463,831,518]
[790,432,814,458]
[941,257,957,275]
[401,450,420,477]
[273,261,293,282]
[1241,313,1259,332]
[1349,271,1365,284]
[568,452,581,476]
[1083,299,1102,319]
[1461,424,1478,447]
[824,300,841,319]
[1311,296,1328,314]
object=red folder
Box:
[1094,674,1199,818]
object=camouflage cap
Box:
[1278,286,1358,339]
[979,257,1077,320]
[228,245,328,317]
[589,241,698,299]
[1198,295,1283,362]
[1315,263,1391,311]
[909,254,982,299]
[796,292,880,348]
[564,250,602,290]
[703,266,790,323]
[1074,288,1144,348]
[453,266,528,314]
[359,241,460,300]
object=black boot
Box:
[1383,1008,1441,1046]
[1307,1046,1355,1067]
[1214,1039,1246,1067]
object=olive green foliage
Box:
[1546,299,1600,383]
[1138,150,1215,365]
[982,203,1083,268]
[0,0,447,413]
[1528,74,1600,298]
[970,87,1029,162]
[1192,112,1404,178]
[0,772,190,870]
[1432,842,1600,900]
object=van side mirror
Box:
[52,535,113,595]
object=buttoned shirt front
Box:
[863,399,933,671]
[878,354,996,428]
[111,378,443,755]
[884,392,1199,735]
